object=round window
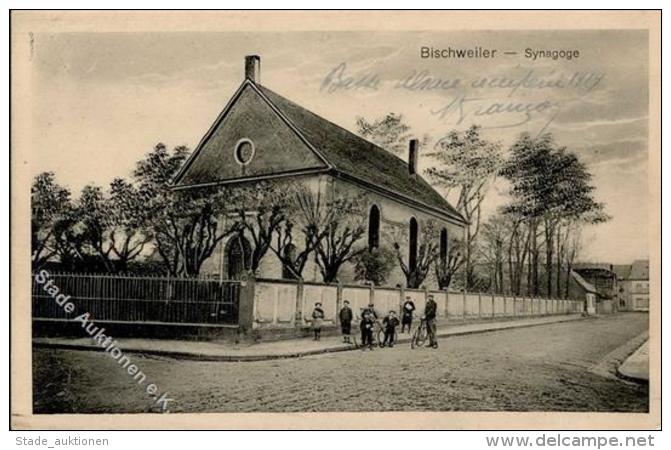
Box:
[234,139,255,165]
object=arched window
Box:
[226,235,252,280]
[368,205,380,250]
[440,228,448,267]
[282,244,298,279]
[409,217,418,271]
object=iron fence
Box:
[32,272,241,326]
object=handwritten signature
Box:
[430,94,561,133]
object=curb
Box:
[616,340,649,384]
[33,315,589,362]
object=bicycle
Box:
[410,317,430,349]
[375,322,398,348]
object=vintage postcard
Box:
[10,10,661,430]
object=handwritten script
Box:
[320,62,605,133]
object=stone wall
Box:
[244,277,585,337]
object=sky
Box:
[29,30,650,264]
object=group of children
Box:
[311,297,420,350]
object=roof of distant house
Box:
[571,270,599,294]
[611,264,633,280]
[628,259,649,280]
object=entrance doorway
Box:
[225,235,252,280]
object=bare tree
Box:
[563,222,583,299]
[435,236,464,290]
[31,172,73,269]
[270,219,319,279]
[426,125,503,289]
[105,178,154,272]
[77,184,115,272]
[355,113,428,156]
[479,215,507,293]
[501,133,609,296]
[392,219,440,289]
[505,214,531,296]
[135,143,235,277]
[230,181,291,274]
[292,187,366,283]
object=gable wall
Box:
[177,84,325,186]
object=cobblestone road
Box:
[33,313,648,413]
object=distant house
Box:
[569,270,599,314]
[571,264,617,301]
[613,260,649,311]
[172,55,466,286]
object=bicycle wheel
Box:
[411,322,428,349]
[375,327,384,347]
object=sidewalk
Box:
[33,314,586,362]
[617,340,649,383]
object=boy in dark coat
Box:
[381,310,400,347]
[424,295,438,348]
[401,297,416,333]
[359,310,375,350]
[361,303,379,320]
[339,300,353,344]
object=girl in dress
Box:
[312,302,325,341]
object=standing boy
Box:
[382,310,400,347]
[360,310,375,350]
[362,302,379,320]
[311,302,325,341]
[401,297,416,333]
[339,300,353,344]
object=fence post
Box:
[444,289,450,318]
[336,281,343,326]
[462,289,467,319]
[513,294,517,317]
[237,275,256,337]
[491,292,495,318]
[295,278,304,327]
[477,292,482,319]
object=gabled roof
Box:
[628,259,649,280]
[611,264,632,280]
[173,79,466,225]
[571,270,599,294]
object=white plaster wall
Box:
[200,173,466,290]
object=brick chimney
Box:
[408,139,418,175]
[245,55,261,83]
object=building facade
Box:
[172,56,466,289]
[613,260,649,311]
